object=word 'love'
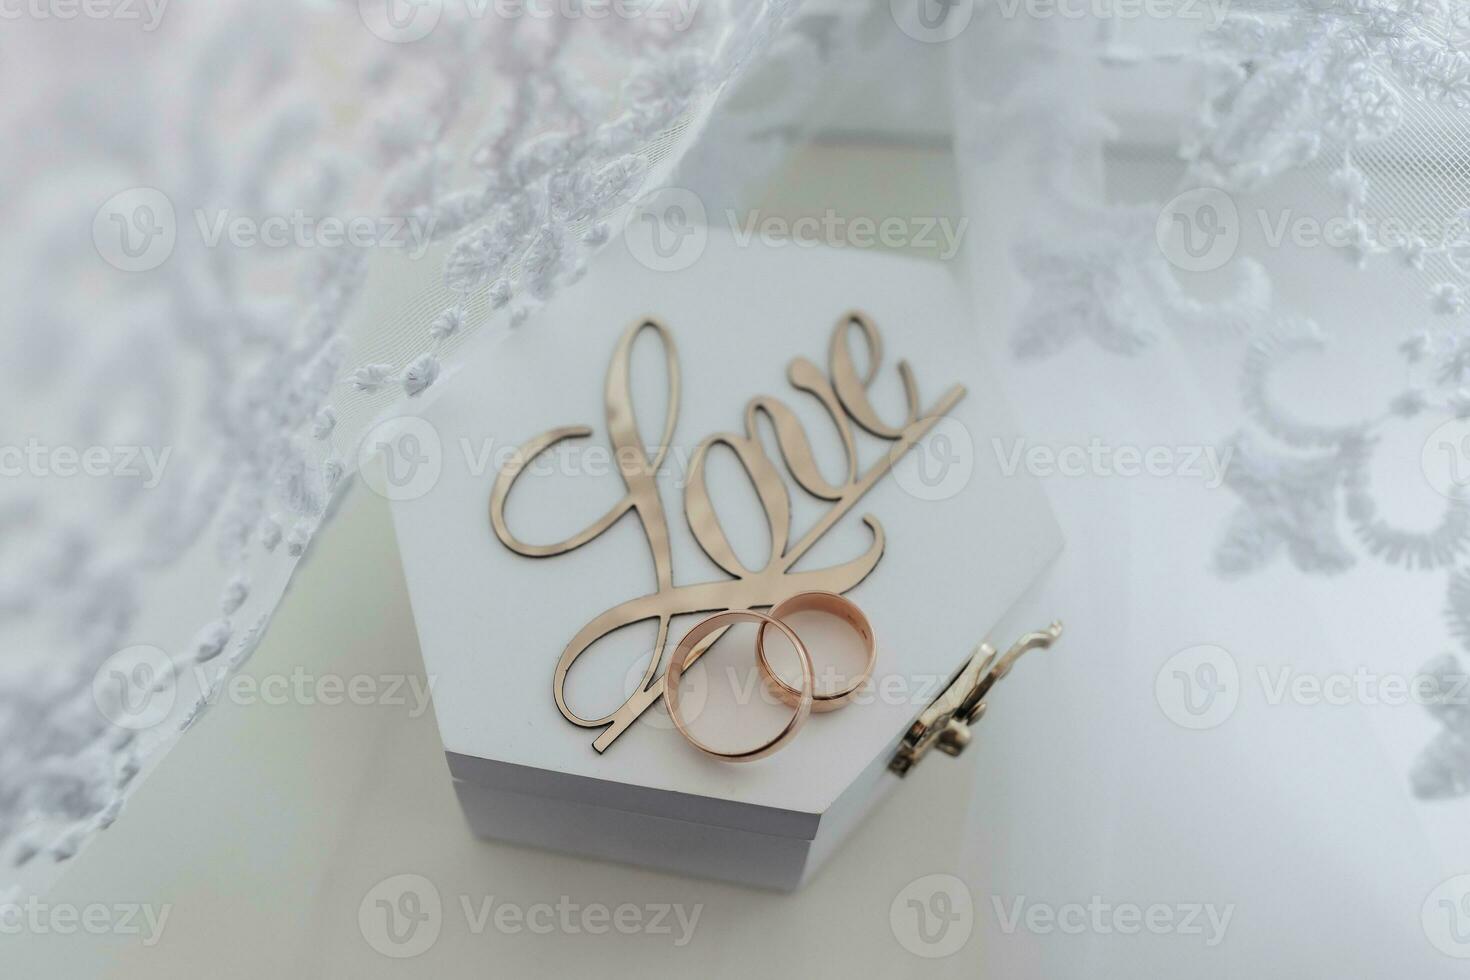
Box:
[489,313,966,752]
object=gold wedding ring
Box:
[663,610,815,763]
[756,591,876,712]
[664,594,878,762]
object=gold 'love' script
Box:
[488,312,966,753]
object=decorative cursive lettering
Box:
[489,312,966,752]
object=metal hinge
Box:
[889,621,1063,776]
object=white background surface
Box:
[7,141,1465,977]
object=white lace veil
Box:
[6,0,1469,917]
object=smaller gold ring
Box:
[664,610,815,762]
[756,591,876,713]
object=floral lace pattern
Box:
[981,1,1470,796]
[0,0,797,891]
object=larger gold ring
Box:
[756,591,876,712]
[664,610,815,763]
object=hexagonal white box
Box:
[390,232,1062,890]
